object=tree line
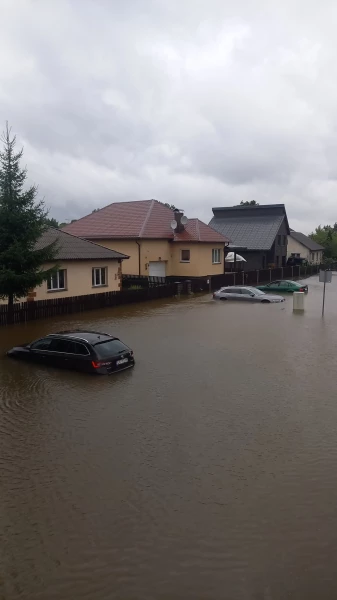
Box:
[310,224,337,262]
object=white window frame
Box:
[92,266,107,287]
[47,269,67,291]
[212,248,221,264]
[180,249,190,263]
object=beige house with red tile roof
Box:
[63,200,230,277]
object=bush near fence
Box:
[0,264,325,326]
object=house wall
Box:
[34,259,121,301]
[90,238,225,277]
[271,220,288,267]
[170,243,224,277]
[141,240,171,275]
[287,236,310,261]
[310,250,323,264]
[234,251,266,270]
[92,239,171,276]
[287,237,323,264]
[95,240,141,274]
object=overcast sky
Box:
[1,0,337,233]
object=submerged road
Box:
[1,274,337,599]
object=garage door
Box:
[148,261,166,277]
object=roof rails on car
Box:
[52,329,113,337]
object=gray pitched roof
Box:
[289,231,324,252]
[35,227,129,261]
[209,205,289,251]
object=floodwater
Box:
[1,275,337,600]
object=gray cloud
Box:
[1,0,337,232]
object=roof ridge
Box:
[49,227,128,259]
[139,199,156,237]
[212,204,285,211]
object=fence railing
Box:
[0,264,323,326]
[209,264,321,289]
[0,284,177,326]
[122,274,166,288]
[123,264,321,293]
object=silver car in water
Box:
[213,286,285,303]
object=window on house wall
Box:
[92,267,107,287]
[283,235,287,245]
[311,253,314,262]
[278,235,281,245]
[180,249,190,262]
[212,248,221,264]
[47,269,67,291]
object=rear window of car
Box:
[94,339,129,358]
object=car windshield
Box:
[94,339,129,358]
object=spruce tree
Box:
[0,123,57,318]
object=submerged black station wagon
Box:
[7,330,135,375]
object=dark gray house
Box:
[209,204,290,270]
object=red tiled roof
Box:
[174,219,228,243]
[63,199,230,243]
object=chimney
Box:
[174,208,185,233]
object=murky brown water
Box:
[2,275,337,599]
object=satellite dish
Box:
[181,215,188,225]
[170,220,177,230]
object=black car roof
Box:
[47,330,115,344]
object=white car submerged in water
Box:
[213,286,285,303]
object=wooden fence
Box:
[0,283,177,326]
[208,263,321,290]
[122,274,166,288]
[0,263,324,326]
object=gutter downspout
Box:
[136,240,141,275]
[224,245,230,274]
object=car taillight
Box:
[299,288,304,292]
[92,361,111,368]
[130,351,134,357]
